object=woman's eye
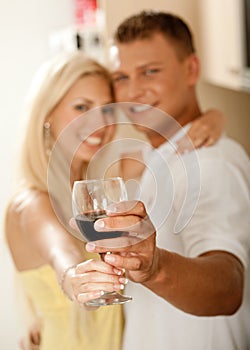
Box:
[101,106,114,115]
[112,75,128,83]
[74,104,88,112]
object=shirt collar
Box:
[157,123,192,154]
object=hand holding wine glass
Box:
[72,177,132,306]
[85,199,157,285]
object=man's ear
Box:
[186,54,199,85]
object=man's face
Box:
[112,33,198,131]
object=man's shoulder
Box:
[196,136,250,186]
[197,135,249,163]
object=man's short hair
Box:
[114,11,195,60]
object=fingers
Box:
[20,333,41,350]
[81,200,155,250]
[75,258,116,274]
[30,331,41,347]
[178,124,209,150]
[90,218,155,250]
[176,137,195,154]
[176,126,218,153]
[202,136,216,147]
[73,274,125,294]
[70,259,126,305]
[94,214,152,236]
[106,200,147,217]
[102,236,158,284]
[104,252,142,271]
[74,276,127,305]
[69,201,148,241]
[95,200,154,234]
[177,108,225,153]
[69,217,78,231]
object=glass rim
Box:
[73,177,124,186]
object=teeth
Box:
[85,136,102,146]
[131,104,152,113]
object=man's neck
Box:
[148,104,201,148]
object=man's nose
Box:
[127,78,145,100]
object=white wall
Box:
[199,0,246,91]
[0,1,73,348]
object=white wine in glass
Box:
[72,177,132,306]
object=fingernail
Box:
[92,290,105,298]
[86,243,96,252]
[95,219,105,228]
[105,254,115,263]
[107,204,117,213]
[119,277,128,284]
[114,284,124,290]
[113,267,125,275]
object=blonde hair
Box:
[19,52,113,192]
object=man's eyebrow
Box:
[112,61,164,75]
[138,61,163,68]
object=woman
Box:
[5,51,224,349]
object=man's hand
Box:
[85,200,159,284]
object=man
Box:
[86,11,250,349]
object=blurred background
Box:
[0,0,249,348]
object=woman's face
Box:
[49,74,115,163]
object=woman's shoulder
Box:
[5,189,51,244]
[9,188,49,213]
[5,189,50,269]
[6,189,49,223]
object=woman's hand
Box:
[176,109,226,153]
[63,258,127,306]
[20,320,41,350]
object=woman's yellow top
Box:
[19,264,124,350]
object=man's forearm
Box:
[143,248,244,316]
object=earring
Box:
[44,121,52,156]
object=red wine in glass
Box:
[75,210,125,241]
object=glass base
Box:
[85,291,132,307]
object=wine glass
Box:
[72,177,132,306]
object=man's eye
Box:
[74,104,88,112]
[144,68,160,76]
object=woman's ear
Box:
[186,54,200,85]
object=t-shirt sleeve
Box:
[175,157,250,268]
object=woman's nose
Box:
[78,108,108,137]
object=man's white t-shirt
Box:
[123,130,250,350]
